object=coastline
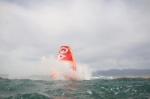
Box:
[111,75,150,78]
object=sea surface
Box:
[0,77,150,99]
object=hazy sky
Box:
[0,0,150,74]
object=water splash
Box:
[7,56,92,80]
[42,56,92,80]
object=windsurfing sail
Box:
[51,46,76,79]
[57,46,76,71]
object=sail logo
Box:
[58,47,68,60]
[59,47,68,54]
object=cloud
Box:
[0,0,150,75]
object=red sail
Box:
[51,46,76,79]
[57,46,76,71]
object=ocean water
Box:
[0,77,150,99]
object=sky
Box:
[0,0,150,75]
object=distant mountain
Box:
[93,69,150,77]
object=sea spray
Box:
[42,56,92,80]
[75,63,92,80]
[8,55,92,80]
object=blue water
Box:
[0,77,150,99]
